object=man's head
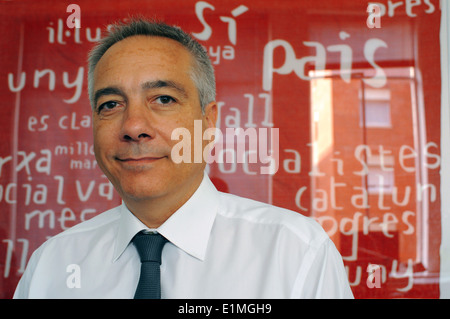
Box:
[88,19,217,223]
[88,19,216,112]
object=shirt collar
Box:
[113,172,219,262]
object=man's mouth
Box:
[116,156,166,165]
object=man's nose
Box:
[120,102,156,142]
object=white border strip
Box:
[440,0,450,299]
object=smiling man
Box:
[91,33,215,228]
[14,19,353,299]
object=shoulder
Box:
[53,205,121,238]
[216,191,328,247]
[14,206,122,298]
[23,205,122,268]
[33,205,122,254]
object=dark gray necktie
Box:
[132,231,168,299]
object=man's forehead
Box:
[93,35,195,84]
[93,35,195,87]
[91,34,199,104]
[99,35,191,64]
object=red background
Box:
[0,0,442,298]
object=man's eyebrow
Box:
[93,80,188,106]
[93,86,126,106]
[141,80,188,98]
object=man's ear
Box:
[203,102,218,129]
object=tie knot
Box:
[132,232,167,264]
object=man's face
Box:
[92,35,216,206]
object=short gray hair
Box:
[87,18,216,112]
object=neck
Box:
[123,172,204,228]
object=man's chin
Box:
[120,186,168,203]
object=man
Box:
[14,19,353,298]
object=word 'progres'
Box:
[369,0,437,18]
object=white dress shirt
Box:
[14,172,353,299]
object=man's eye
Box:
[155,95,175,105]
[98,101,119,112]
